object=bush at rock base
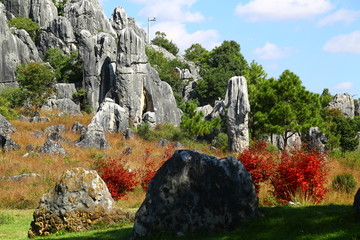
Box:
[238,140,328,204]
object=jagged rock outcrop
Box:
[196,104,213,120]
[142,111,156,128]
[0,2,41,87]
[91,98,128,132]
[71,121,88,134]
[28,167,130,237]
[45,124,66,133]
[0,114,20,151]
[355,101,360,117]
[76,122,108,149]
[0,114,15,135]
[132,150,259,239]
[4,0,57,28]
[42,84,81,115]
[327,93,355,118]
[115,25,181,126]
[38,139,67,155]
[182,80,198,102]
[225,76,250,153]
[306,127,328,151]
[268,133,302,151]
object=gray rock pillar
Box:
[225,76,250,153]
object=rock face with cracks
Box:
[28,167,130,237]
[225,76,250,153]
[131,150,259,239]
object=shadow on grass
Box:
[39,205,360,240]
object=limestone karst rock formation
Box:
[1,0,182,127]
[28,167,130,237]
[327,93,355,118]
[132,150,259,239]
[355,101,360,117]
[224,76,250,153]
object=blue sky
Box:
[100,0,360,97]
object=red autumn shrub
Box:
[140,145,176,191]
[96,157,140,200]
[271,148,327,204]
[238,140,277,193]
[238,140,328,204]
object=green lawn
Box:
[1,205,359,240]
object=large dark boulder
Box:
[131,150,259,239]
[354,188,360,218]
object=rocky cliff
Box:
[0,0,181,127]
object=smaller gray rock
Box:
[0,173,40,181]
[142,111,156,128]
[355,101,360,117]
[42,98,82,116]
[47,132,67,142]
[38,140,67,155]
[29,117,51,123]
[122,128,134,140]
[71,121,88,134]
[122,147,133,155]
[76,123,108,149]
[45,124,66,133]
[196,104,213,120]
[306,127,328,151]
[26,144,35,151]
[157,138,170,147]
[0,134,21,152]
[0,114,15,135]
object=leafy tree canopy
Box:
[184,43,209,64]
[45,48,82,84]
[151,31,179,56]
[16,62,56,109]
[7,17,40,40]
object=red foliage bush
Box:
[271,149,327,204]
[96,157,140,200]
[140,145,176,191]
[238,140,328,204]
[238,141,277,193]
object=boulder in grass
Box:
[131,150,260,239]
[28,167,132,237]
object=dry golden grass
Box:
[1,110,359,209]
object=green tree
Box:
[7,17,40,40]
[0,87,26,108]
[45,48,82,84]
[52,0,68,16]
[180,101,221,138]
[151,31,179,56]
[16,62,56,109]
[243,60,269,139]
[184,43,208,64]
[195,40,248,105]
[262,70,323,150]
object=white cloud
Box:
[151,22,220,52]
[323,31,360,54]
[253,42,296,60]
[332,82,354,91]
[235,0,333,22]
[129,0,205,23]
[317,9,360,27]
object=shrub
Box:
[16,62,56,109]
[95,157,140,200]
[45,48,82,84]
[271,149,327,204]
[0,87,26,108]
[0,96,18,120]
[151,31,179,56]
[332,173,357,193]
[238,141,277,193]
[7,17,40,40]
[137,123,154,141]
[212,132,228,152]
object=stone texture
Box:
[355,101,360,117]
[268,133,302,151]
[182,80,198,102]
[196,104,213,120]
[71,121,88,134]
[306,127,328,151]
[122,128,134,140]
[44,125,66,133]
[28,167,130,237]
[142,111,156,128]
[132,150,259,239]
[0,114,15,135]
[75,122,108,149]
[38,139,67,155]
[91,98,128,132]
[224,76,250,153]
[0,134,21,152]
[0,3,41,88]
[42,98,82,115]
[327,93,355,118]
[29,0,58,27]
